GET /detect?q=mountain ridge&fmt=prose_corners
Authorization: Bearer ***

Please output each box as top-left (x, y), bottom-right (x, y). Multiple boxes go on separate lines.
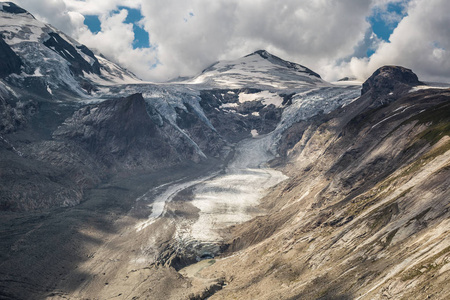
top-left (188, 48), bottom-right (325, 89)
top-left (246, 49), bottom-right (322, 78)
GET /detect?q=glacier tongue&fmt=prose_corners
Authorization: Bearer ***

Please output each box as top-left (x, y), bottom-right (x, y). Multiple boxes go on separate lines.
top-left (187, 135), bottom-right (288, 244)
top-left (100, 50), bottom-right (363, 255)
top-left (127, 80), bottom-right (361, 262)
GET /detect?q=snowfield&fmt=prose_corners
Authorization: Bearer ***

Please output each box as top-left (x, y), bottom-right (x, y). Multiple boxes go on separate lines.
top-left (239, 90), bottom-right (284, 107)
top-left (186, 50), bottom-right (326, 89)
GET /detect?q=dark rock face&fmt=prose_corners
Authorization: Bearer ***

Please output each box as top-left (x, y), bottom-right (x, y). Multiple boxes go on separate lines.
top-left (0, 2), bottom-right (28, 14)
top-left (0, 149), bottom-right (86, 211)
top-left (54, 93), bottom-right (203, 170)
top-left (0, 35), bottom-right (22, 78)
top-left (175, 104), bottom-right (226, 157)
top-left (361, 65), bottom-right (421, 97)
top-left (43, 32), bottom-right (101, 76)
top-left (199, 89), bottom-right (284, 142)
top-left (0, 98), bottom-right (37, 134)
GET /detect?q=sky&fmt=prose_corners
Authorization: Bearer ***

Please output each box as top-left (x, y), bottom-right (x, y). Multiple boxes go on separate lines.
top-left (12, 0), bottom-right (450, 83)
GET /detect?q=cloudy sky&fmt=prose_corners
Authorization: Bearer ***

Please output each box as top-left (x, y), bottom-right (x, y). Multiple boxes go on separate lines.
top-left (13, 0), bottom-right (450, 83)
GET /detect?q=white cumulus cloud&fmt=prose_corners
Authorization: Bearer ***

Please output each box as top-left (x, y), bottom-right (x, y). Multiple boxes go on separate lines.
top-left (339, 0), bottom-right (450, 82)
top-left (11, 0), bottom-right (450, 83)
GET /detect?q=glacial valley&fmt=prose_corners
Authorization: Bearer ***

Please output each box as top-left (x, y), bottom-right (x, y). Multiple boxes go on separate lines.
top-left (0, 2), bottom-right (450, 300)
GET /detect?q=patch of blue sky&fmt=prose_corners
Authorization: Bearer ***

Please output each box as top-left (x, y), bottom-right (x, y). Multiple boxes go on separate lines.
top-left (83, 15), bottom-right (101, 34)
top-left (117, 6), bottom-right (150, 49)
top-left (368, 1), bottom-right (409, 42)
top-left (432, 41), bottom-right (445, 50)
top-left (83, 6), bottom-right (150, 49)
top-left (366, 48), bottom-right (376, 57)
top-left (150, 58), bottom-right (160, 70)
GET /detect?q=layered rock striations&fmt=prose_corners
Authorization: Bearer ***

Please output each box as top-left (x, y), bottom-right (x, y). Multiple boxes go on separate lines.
top-left (198, 67), bottom-right (450, 300)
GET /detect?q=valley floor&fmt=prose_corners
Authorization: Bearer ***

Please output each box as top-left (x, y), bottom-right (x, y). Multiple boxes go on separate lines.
top-left (0, 156), bottom-right (223, 299)
top-left (0, 134), bottom-right (288, 299)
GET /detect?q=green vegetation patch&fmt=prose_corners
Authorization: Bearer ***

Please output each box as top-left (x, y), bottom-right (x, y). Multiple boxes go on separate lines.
top-left (412, 122), bottom-right (450, 145)
top-left (400, 246), bottom-right (450, 281)
top-left (411, 101), bottom-right (450, 126)
top-left (406, 101), bottom-right (450, 145)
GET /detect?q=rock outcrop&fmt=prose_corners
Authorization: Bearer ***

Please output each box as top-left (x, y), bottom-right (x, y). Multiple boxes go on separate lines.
top-left (0, 35), bottom-right (22, 78)
top-left (199, 89), bottom-right (284, 142)
top-left (53, 93), bottom-right (199, 170)
top-left (361, 65), bottom-right (422, 106)
top-left (43, 32), bottom-right (101, 76)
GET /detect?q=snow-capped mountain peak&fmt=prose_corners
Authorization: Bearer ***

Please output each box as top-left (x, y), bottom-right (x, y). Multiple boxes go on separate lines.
top-left (246, 50), bottom-right (321, 78)
top-left (188, 49), bottom-right (325, 89)
top-left (0, 2), bottom-right (140, 98)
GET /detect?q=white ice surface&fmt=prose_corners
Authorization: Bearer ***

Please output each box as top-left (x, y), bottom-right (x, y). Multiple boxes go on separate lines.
top-left (238, 90), bottom-right (284, 107)
top-left (220, 102), bottom-right (239, 109)
top-left (135, 173), bottom-right (218, 232)
top-left (190, 167), bottom-right (286, 241)
top-left (410, 85), bottom-right (450, 93)
top-left (184, 135), bottom-right (288, 242)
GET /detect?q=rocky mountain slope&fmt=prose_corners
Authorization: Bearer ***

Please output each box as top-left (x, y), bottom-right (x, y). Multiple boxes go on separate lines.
top-left (193, 67), bottom-right (450, 300)
top-left (0, 2), bottom-right (449, 300)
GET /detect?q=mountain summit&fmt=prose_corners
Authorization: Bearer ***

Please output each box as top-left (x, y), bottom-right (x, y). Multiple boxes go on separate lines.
top-left (0, 2), bottom-right (29, 15)
top-left (248, 50), bottom-right (321, 78)
top-left (188, 50), bottom-right (325, 89)
top-left (0, 2), bottom-right (139, 97)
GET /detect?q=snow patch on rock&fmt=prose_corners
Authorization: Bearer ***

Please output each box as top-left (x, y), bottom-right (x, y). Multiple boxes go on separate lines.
top-left (239, 91), bottom-right (283, 107)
